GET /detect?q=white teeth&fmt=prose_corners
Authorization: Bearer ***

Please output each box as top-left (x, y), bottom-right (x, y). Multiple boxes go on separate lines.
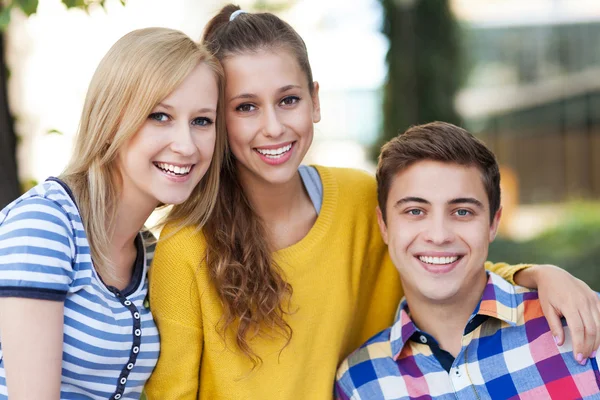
top-left (418, 256), bottom-right (459, 265)
top-left (256, 143), bottom-right (293, 158)
top-left (155, 163), bottom-right (192, 176)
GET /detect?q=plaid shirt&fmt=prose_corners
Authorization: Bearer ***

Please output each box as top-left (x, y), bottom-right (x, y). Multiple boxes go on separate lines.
top-left (336, 273), bottom-right (600, 399)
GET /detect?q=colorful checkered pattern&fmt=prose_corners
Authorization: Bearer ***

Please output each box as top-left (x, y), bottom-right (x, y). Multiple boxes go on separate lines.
top-left (335, 273), bottom-right (600, 400)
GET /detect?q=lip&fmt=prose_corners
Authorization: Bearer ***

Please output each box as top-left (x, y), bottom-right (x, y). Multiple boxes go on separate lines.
top-left (153, 161), bottom-right (196, 167)
top-left (254, 140), bottom-right (295, 151)
top-left (153, 162), bottom-right (196, 183)
top-left (415, 254), bottom-right (463, 275)
top-left (254, 141), bottom-right (295, 166)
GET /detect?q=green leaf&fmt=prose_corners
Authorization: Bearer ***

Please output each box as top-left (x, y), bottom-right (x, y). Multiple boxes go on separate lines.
top-left (0, 6), bottom-right (13, 30)
top-left (61, 0), bottom-right (86, 9)
top-left (16, 0), bottom-right (40, 16)
top-left (47, 128), bottom-right (64, 135)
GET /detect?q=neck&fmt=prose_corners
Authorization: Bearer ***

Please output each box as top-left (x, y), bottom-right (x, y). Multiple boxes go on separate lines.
top-left (110, 184), bottom-right (157, 266)
top-left (404, 272), bottom-right (488, 357)
top-left (238, 165), bottom-right (308, 223)
top-left (237, 163), bottom-right (316, 250)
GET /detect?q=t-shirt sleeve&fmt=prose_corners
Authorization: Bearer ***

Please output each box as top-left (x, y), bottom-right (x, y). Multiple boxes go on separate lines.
top-left (0, 196), bottom-right (76, 301)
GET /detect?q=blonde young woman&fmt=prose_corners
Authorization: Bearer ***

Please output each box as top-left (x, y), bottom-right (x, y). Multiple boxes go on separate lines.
top-left (145, 6), bottom-right (600, 399)
top-left (0, 28), bottom-right (225, 399)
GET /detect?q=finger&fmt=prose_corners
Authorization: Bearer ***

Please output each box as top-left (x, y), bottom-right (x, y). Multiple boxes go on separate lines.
top-left (565, 309), bottom-right (586, 363)
top-left (543, 304), bottom-right (565, 346)
top-left (591, 300), bottom-right (600, 358)
top-left (578, 308), bottom-right (597, 361)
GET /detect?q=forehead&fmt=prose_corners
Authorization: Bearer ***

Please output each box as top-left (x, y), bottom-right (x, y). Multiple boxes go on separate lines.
top-left (161, 62), bottom-right (218, 106)
top-left (389, 160), bottom-right (489, 206)
top-left (221, 49), bottom-right (306, 94)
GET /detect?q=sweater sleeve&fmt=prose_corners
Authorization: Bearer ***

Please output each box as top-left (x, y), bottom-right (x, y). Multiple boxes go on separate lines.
top-left (484, 261), bottom-right (531, 285)
top-left (144, 226), bottom-right (204, 400)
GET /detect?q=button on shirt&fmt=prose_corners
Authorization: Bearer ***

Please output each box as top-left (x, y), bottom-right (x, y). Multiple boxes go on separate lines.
top-left (335, 273), bottom-right (600, 400)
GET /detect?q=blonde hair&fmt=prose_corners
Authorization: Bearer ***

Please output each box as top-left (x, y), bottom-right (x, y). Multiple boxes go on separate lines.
top-left (61, 27), bottom-right (226, 280)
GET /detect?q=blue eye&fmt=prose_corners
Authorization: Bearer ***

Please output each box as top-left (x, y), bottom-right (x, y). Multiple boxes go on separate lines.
top-left (280, 96), bottom-right (299, 106)
top-left (455, 209), bottom-right (472, 217)
top-left (236, 103), bottom-right (256, 112)
top-left (193, 117), bottom-right (213, 127)
top-left (149, 112), bottom-right (169, 122)
top-left (407, 209), bottom-right (423, 216)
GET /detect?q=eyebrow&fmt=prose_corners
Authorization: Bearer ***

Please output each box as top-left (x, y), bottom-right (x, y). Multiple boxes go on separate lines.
top-left (156, 103), bottom-right (216, 114)
top-left (393, 196), bottom-right (485, 209)
top-left (228, 84), bottom-right (303, 103)
top-left (394, 197), bottom-right (430, 208)
top-left (448, 197), bottom-right (485, 209)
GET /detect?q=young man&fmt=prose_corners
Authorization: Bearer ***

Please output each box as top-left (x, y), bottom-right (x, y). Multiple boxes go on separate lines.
top-left (335, 122), bottom-right (600, 399)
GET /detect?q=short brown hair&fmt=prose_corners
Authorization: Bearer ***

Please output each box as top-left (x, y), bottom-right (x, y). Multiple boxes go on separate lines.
top-left (376, 121), bottom-right (501, 223)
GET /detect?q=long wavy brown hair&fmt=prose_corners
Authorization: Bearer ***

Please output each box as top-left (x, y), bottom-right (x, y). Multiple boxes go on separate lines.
top-left (202, 4), bottom-right (315, 367)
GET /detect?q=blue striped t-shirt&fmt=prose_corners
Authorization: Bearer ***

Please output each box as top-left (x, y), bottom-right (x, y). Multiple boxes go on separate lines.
top-left (0, 178), bottom-right (159, 399)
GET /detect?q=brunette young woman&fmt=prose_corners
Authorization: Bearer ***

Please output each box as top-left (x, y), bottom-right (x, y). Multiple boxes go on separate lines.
top-left (144, 6), bottom-right (600, 399)
top-left (0, 28), bottom-right (225, 399)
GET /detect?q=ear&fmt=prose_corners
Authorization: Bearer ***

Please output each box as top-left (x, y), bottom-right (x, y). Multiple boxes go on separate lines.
top-left (311, 81), bottom-right (321, 123)
top-left (489, 206), bottom-right (503, 242)
top-left (376, 206), bottom-right (388, 245)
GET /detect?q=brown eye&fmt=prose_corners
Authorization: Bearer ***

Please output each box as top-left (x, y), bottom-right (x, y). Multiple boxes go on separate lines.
top-left (236, 103), bottom-right (256, 112)
top-left (280, 96), bottom-right (299, 106)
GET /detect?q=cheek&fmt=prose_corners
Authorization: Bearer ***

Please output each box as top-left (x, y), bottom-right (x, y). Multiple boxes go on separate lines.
top-left (195, 132), bottom-right (217, 158)
top-left (292, 109), bottom-right (315, 136)
top-left (387, 221), bottom-right (416, 252)
top-left (458, 222), bottom-right (491, 250)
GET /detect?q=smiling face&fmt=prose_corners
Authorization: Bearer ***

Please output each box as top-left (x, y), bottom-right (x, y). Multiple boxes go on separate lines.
top-left (377, 160), bottom-right (502, 305)
top-left (117, 62), bottom-right (219, 209)
top-left (222, 49), bottom-right (320, 187)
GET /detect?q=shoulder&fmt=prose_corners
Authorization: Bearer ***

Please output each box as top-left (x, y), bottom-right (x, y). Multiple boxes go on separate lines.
top-left (156, 223), bottom-right (207, 254)
top-left (0, 180), bottom-right (76, 240)
top-left (336, 328), bottom-right (394, 392)
top-left (151, 223), bottom-right (207, 278)
top-left (315, 165), bottom-right (375, 189)
top-left (314, 165), bottom-right (377, 205)
top-left (338, 328), bottom-right (392, 377)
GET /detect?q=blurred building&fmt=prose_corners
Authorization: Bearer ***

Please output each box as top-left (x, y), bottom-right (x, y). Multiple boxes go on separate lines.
top-left (454, 0), bottom-right (600, 204)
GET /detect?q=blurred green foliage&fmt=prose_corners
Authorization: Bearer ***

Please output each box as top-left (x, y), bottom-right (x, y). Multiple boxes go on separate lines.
top-left (489, 202), bottom-right (600, 291)
top-left (0, 0), bottom-right (124, 29)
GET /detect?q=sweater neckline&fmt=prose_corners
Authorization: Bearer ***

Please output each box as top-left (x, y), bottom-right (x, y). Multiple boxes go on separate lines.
top-left (275, 165), bottom-right (337, 262)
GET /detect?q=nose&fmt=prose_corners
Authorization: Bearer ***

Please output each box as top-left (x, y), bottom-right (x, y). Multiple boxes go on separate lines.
top-left (169, 121), bottom-right (196, 157)
top-left (261, 106), bottom-right (285, 138)
top-left (423, 214), bottom-right (455, 245)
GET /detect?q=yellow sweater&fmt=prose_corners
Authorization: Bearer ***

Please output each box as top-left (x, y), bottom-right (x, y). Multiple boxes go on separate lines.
top-left (144, 166), bottom-right (527, 400)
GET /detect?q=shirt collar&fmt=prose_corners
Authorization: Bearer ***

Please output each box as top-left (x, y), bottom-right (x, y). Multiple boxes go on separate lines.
top-left (389, 272), bottom-right (520, 360)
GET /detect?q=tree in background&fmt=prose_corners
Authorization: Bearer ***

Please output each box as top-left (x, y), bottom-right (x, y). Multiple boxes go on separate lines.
top-left (374, 0), bottom-right (463, 158)
top-left (0, 0), bottom-right (122, 209)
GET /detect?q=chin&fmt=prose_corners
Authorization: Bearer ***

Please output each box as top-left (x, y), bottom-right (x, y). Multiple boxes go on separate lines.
top-left (263, 167), bottom-right (300, 185)
top-left (158, 192), bottom-right (193, 206)
top-left (419, 284), bottom-right (461, 303)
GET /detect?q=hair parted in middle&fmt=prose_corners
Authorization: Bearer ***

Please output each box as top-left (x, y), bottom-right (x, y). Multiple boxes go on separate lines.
top-left (61, 27), bottom-right (226, 281)
top-left (376, 121), bottom-right (501, 224)
top-left (200, 4), bottom-right (316, 367)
